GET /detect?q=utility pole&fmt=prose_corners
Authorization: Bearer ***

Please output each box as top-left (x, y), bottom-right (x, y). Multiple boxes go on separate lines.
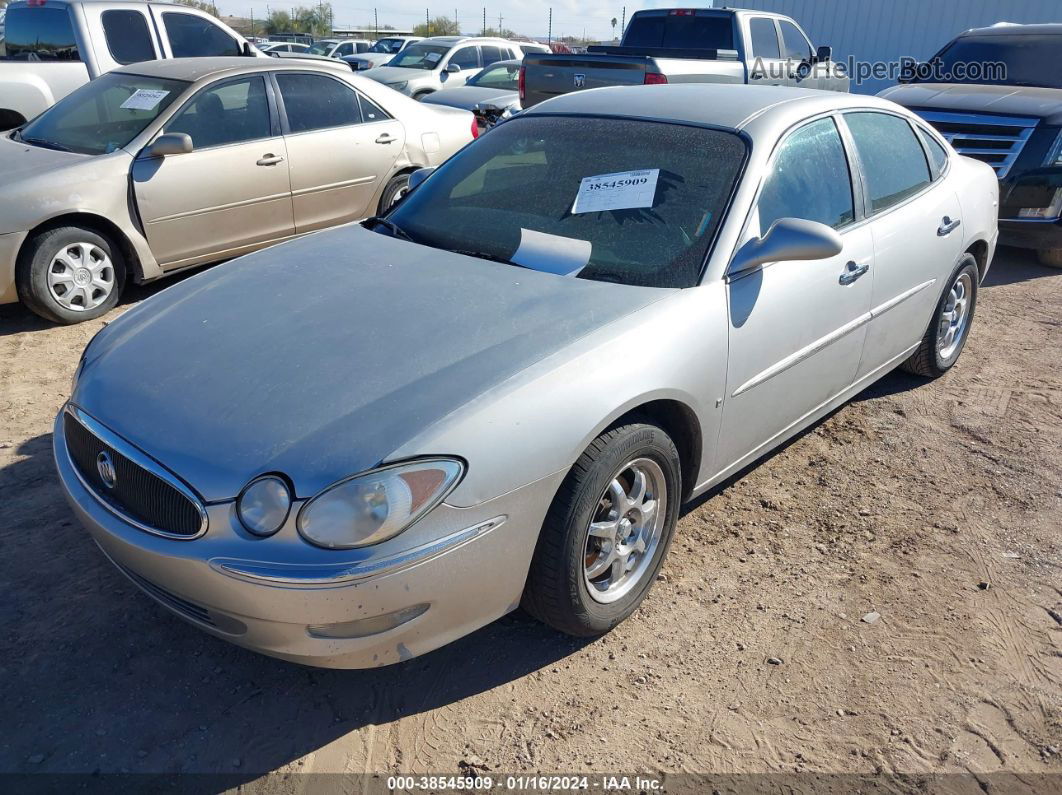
top-left (250, 8), bottom-right (254, 37)
top-left (547, 7), bottom-right (552, 45)
top-left (497, 12), bottom-right (502, 33)
top-left (374, 7), bottom-right (378, 38)
top-left (426, 8), bottom-right (430, 35)
top-left (455, 8), bottom-right (458, 31)
top-left (621, 6), bottom-right (625, 36)
top-left (482, 7), bottom-right (486, 35)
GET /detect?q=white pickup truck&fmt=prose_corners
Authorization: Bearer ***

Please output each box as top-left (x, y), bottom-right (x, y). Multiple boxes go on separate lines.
top-left (521, 7), bottom-right (848, 109)
top-left (0, 0), bottom-right (261, 130)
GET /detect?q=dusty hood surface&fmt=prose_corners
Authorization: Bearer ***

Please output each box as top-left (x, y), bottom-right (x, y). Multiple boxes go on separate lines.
top-left (422, 86), bottom-right (518, 111)
top-left (72, 224), bottom-right (664, 501)
top-left (364, 65), bottom-right (433, 86)
top-left (0, 133), bottom-right (93, 185)
top-left (880, 83), bottom-right (1062, 124)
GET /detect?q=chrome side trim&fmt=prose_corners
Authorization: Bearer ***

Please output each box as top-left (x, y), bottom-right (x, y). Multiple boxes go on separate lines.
top-left (731, 312), bottom-right (872, 398)
top-left (210, 515), bottom-right (507, 586)
top-left (730, 278), bottom-right (936, 398)
top-left (63, 405), bottom-right (209, 540)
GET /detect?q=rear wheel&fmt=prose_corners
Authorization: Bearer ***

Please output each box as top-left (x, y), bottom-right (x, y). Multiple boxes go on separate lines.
top-left (378, 173), bottom-right (412, 214)
top-left (1037, 248), bottom-right (1062, 268)
top-left (16, 226), bottom-right (125, 324)
top-left (901, 254), bottom-right (978, 378)
top-left (522, 421), bottom-right (681, 636)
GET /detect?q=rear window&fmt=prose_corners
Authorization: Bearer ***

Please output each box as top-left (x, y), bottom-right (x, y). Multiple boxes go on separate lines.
top-left (623, 13), bottom-right (734, 50)
top-left (0, 6), bottom-right (80, 61)
top-left (845, 112), bottom-right (931, 213)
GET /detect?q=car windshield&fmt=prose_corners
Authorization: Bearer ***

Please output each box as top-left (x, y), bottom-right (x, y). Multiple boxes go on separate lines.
top-left (370, 38), bottom-right (406, 53)
top-left (470, 63), bottom-right (519, 89)
top-left (15, 72), bottom-right (186, 155)
top-left (388, 42), bottom-right (449, 69)
top-left (917, 34), bottom-right (1062, 89)
top-left (387, 116), bottom-right (746, 288)
top-left (307, 41), bottom-right (337, 55)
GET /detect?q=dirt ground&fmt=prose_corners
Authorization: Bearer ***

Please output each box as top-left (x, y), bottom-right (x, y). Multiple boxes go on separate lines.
top-left (1, 246), bottom-right (1059, 792)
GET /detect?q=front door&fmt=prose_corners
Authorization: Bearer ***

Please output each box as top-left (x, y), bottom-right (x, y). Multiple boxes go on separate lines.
top-left (716, 116), bottom-right (873, 472)
top-left (840, 111), bottom-right (965, 377)
top-left (132, 75), bottom-right (294, 268)
top-left (274, 72), bottom-right (405, 232)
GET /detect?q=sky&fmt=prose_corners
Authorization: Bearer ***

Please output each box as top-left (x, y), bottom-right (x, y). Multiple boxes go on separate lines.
top-left (220, 0), bottom-right (714, 41)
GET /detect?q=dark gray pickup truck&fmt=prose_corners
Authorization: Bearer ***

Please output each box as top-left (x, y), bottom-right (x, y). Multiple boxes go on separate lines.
top-left (520, 7), bottom-right (848, 109)
top-left (881, 23), bottom-right (1062, 267)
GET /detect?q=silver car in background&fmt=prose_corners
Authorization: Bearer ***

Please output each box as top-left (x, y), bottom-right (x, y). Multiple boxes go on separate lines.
top-left (364, 36), bottom-right (522, 100)
top-left (344, 36), bottom-right (423, 71)
top-left (421, 59), bottom-right (521, 129)
top-left (55, 85), bottom-right (998, 668)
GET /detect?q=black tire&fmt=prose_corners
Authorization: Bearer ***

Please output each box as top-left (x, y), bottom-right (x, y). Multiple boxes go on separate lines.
top-left (377, 173), bottom-right (412, 214)
top-left (1037, 248), bottom-right (1062, 269)
top-left (901, 254), bottom-right (979, 378)
top-left (522, 420), bottom-right (682, 637)
top-left (16, 226), bottom-right (125, 324)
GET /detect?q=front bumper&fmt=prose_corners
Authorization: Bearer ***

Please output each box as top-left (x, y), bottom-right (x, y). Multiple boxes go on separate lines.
top-left (0, 230), bottom-right (28, 305)
top-left (53, 409), bottom-right (563, 668)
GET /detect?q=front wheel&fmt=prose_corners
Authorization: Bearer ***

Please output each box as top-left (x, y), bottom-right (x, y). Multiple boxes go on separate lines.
top-left (901, 254), bottom-right (979, 378)
top-left (522, 421), bottom-right (682, 637)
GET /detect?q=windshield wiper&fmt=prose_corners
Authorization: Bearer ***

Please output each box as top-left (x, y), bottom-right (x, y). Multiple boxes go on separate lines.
top-left (451, 249), bottom-right (516, 266)
top-left (19, 135), bottom-right (74, 152)
top-left (363, 216), bottom-right (416, 242)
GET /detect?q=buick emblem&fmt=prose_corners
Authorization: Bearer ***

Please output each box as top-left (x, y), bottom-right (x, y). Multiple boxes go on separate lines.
top-left (96, 451), bottom-right (117, 489)
top-left (574, 73), bottom-right (586, 88)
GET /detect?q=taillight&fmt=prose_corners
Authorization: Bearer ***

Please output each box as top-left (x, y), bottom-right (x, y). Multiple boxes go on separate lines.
top-left (644, 72), bottom-right (668, 85)
top-left (518, 65), bottom-right (526, 101)
top-left (471, 116), bottom-right (479, 139)
top-left (668, 9), bottom-right (696, 15)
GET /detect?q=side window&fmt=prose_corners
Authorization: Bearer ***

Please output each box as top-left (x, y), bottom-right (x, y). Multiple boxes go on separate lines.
top-left (481, 45), bottom-right (503, 66)
top-left (166, 76), bottom-right (271, 149)
top-left (917, 126), bottom-right (949, 178)
top-left (779, 21), bottom-right (812, 61)
top-left (357, 94), bottom-right (391, 123)
top-left (277, 73), bottom-right (362, 132)
top-left (449, 46), bottom-right (480, 70)
top-left (756, 117), bottom-right (854, 234)
top-left (163, 12), bottom-right (240, 57)
top-left (356, 42), bottom-right (370, 53)
top-left (0, 7), bottom-right (81, 61)
top-left (102, 10), bottom-right (156, 65)
top-left (845, 112), bottom-right (932, 213)
top-left (335, 42), bottom-right (354, 57)
top-left (749, 18), bottom-right (780, 59)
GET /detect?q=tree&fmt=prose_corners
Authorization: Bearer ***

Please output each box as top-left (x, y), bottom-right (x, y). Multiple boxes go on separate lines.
top-left (413, 15), bottom-right (460, 37)
top-left (264, 4), bottom-right (332, 36)
top-left (480, 26), bottom-right (517, 39)
top-left (177, 0), bottom-right (219, 17)
top-left (611, 17), bottom-right (617, 39)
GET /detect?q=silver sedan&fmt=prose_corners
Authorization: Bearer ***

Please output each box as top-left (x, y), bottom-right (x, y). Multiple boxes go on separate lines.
top-left (55, 85), bottom-right (999, 668)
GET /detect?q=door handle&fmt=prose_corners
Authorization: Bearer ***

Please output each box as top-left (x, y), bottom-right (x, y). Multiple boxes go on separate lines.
top-left (937, 216), bottom-right (961, 236)
top-left (375, 134), bottom-right (396, 144)
top-left (256, 154), bottom-right (284, 166)
top-left (839, 260), bottom-right (869, 285)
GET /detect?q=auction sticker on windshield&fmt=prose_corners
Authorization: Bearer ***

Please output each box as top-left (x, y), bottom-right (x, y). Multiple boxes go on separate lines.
top-left (425, 52), bottom-right (442, 63)
top-left (120, 89), bottom-right (170, 111)
top-left (573, 169), bottom-right (659, 214)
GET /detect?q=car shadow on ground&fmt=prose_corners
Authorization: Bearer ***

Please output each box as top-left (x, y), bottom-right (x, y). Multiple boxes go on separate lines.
top-left (0, 433), bottom-right (592, 778)
top-left (982, 246), bottom-right (1059, 288)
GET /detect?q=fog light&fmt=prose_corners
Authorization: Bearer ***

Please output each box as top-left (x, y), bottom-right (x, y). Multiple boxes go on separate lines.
top-left (306, 603), bottom-right (429, 639)
top-left (1017, 187), bottom-right (1062, 219)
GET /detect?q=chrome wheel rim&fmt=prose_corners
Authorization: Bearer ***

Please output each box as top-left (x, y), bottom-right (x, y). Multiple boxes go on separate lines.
top-left (583, 457), bottom-right (667, 604)
top-left (937, 271), bottom-right (972, 360)
top-left (46, 242), bottom-right (114, 312)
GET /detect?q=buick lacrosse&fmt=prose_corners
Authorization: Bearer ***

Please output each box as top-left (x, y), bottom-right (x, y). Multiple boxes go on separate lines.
top-left (56, 85), bottom-right (999, 668)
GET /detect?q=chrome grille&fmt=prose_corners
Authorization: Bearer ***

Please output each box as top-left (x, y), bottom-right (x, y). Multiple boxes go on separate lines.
top-left (63, 408), bottom-right (207, 538)
top-left (917, 110), bottom-right (1038, 179)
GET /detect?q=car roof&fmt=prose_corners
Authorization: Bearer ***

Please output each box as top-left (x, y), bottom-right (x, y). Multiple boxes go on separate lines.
top-left (524, 84), bottom-right (903, 132)
top-left (962, 22), bottom-right (1062, 36)
top-left (420, 36), bottom-right (519, 46)
top-left (115, 56), bottom-right (349, 82)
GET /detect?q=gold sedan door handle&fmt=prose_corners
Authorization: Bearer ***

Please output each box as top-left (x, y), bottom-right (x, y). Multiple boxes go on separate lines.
top-left (256, 154), bottom-right (285, 166)
top-left (375, 134), bottom-right (396, 144)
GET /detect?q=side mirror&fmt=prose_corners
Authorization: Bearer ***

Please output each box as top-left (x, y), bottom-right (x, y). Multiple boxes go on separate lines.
top-left (146, 133), bottom-right (193, 158)
top-left (815, 45), bottom-right (832, 63)
top-left (729, 217), bottom-right (842, 275)
top-left (407, 167), bottom-right (436, 192)
top-left (446, 63), bottom-right (461, 73)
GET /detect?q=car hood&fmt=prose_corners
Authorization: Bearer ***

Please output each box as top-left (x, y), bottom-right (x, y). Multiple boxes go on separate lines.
top-left (422, 86), bottom-right (518, 110)
top-left (880, 83), bottom-right (1062, 125)
top-left (365, 65), bottom-right (433, 84)
top-left (357, 52), bottom-right (396, 66)
top-left (72, 224), bottom-right (665, 502)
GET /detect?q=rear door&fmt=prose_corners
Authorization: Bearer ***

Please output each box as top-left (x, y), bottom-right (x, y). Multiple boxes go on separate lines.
top-left (746, 16), bottom-right (789, 86)
top-left (841, 111), bottom-right (964, 377)
top-left (718, 116), bottom-right (873, 471)
top-left (274, 71), bottom-right (404, 232)
top-left (132, 74), bottom-right (294, 268)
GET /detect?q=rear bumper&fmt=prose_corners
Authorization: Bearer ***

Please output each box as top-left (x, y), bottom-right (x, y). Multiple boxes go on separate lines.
top-left (0, 230), bottom-right (28, 305)
top-left (53, 409), bottom-right (563, 668)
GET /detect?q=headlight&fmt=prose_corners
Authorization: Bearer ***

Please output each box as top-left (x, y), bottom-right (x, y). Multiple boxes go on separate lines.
top-left (297, 459), bottom-right (463, 549)
top-left (237, 475), bottom-right (292, 537)
top-left (388, 81), bottom-right (408, 91)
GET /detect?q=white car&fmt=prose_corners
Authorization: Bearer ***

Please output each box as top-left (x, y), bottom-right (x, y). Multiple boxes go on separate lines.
top-left (307, 38), bottom-right (370, 58)
top-left (259, 41), bottom-right (311, 54)
top-left (364, 36), bottom-right (522, 100)
top-left (344, 36), bottom-right (422, 71)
